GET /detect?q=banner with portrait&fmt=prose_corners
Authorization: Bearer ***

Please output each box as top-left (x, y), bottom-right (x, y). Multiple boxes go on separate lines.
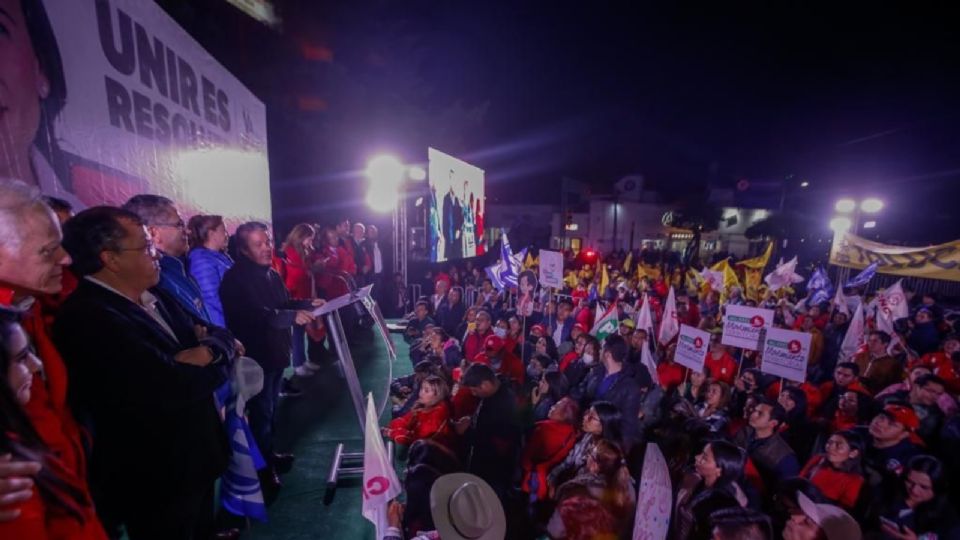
top-left (2, 0), bottom-right (271, 228)
top-left (830, 232), bottom-right (960, 283)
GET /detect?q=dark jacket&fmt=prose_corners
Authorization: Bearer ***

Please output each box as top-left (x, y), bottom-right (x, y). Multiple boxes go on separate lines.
top-left (53, 280), bottom-right (230, 509)
top-left (220, 255), bottom-right (311, 371)
top-left (467, 379), bottom-right (521, 488)
top-left (735, 428), bottom-right (800, 492)
top-left (158, 253), bottom-right (211, 322)
top-left (436, 300), bottom-right (466, 338)
top-left (578, 366), bottom-right (643, 449)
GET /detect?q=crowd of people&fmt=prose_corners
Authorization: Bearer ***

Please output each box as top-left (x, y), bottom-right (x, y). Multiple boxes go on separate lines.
top-left (382, 246), bottom-right (960, 539)
top-left (2, 174), bottom-right (960, 539)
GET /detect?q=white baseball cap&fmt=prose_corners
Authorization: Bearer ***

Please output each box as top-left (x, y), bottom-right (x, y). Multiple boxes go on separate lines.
top-left (796, 492), bottom-right (862, 540)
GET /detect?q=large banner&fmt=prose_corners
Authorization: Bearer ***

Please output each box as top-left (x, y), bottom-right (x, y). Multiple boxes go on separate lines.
top-left (538, 250), bottom-right (564, 289)
top-left (427, 148), bottom-right (485, 263)
top-left (1, 0), bottom-right (271, 228)
top-left (830, 232), bottom-right (960, 283)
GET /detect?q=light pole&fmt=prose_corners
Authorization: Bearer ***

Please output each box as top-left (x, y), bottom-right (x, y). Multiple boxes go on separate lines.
top-left (365, 155), bottom-right (426, 287)
top-left (829, 197), bottom-right (884, 285)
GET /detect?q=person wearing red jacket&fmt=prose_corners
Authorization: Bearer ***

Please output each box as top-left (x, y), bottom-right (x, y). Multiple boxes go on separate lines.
top-left (475, 335), bottom-right (524, 386)
top-left (520, 397), bottom-right (580, 501)
top-left (313, 227), bottom-right (354, 298)
top-left (799, 431), bottom-right (866, 511)
top-left (705, 336), bottom-right (738, 386)
top-left (462, 310), bottom-right (494, 363)
top-left (656, 343), bottom-right (687, 392)
top-left (383, 376), bottom-right (453, 448)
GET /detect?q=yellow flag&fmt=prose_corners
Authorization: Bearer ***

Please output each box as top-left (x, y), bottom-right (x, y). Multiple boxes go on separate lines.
top-left (564, 270), bottom-right (579, 289)
top-left (739, 242), bottom-right (773, 270)
top-left (744, 268), bottom-right (763, 301)
top-left (641, 263), bottom-right (661, 281)
top-left (622, 252), bottom-right (633, 273)
top-left (523, 251), bottom-right (534, 270)
top-left (600, 264), bottom-right (610, 296)
top-left (710, 259), bottom-right (742, 303)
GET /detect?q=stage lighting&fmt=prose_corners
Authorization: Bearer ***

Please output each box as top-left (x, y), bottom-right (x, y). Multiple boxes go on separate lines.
top-left (408, 166), bottom-right (427, 181)
top-left (834, 199), bottom-right (856, 213)
top-left (366, 187), bottom-right (399, 213)
top-left (365, 155), bottom-right (405, 189)
top-left (829, 216), bottom-right (852, 233)
top-left (860, 198), bottom-right (884, 213)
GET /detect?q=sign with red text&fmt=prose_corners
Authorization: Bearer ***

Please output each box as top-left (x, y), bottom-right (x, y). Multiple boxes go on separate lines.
top-left (674, 324), bottom-right (710, 372)
top-left (722, 305), bottom-right (774, 351)
top-left (632, 443), bottom-right (672, 540)
top-left (761, 327), bottom-right (811, 383)
top-left (2, 1), bottom-right (270, 229)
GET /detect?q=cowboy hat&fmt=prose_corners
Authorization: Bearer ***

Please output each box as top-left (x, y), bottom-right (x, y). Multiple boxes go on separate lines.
top-left (430, 473), bottom-right (506, 540)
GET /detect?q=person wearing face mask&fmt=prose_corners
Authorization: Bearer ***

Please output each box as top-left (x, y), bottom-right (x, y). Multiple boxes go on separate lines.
top-left (576, 335), bottom-right (643, 450)
top-left (566, 336), bottom-right (601, 400)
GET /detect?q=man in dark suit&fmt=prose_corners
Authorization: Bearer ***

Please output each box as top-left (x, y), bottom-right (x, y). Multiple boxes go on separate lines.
top-left (442, 180), bottom-right (459, 260)
top-left (54, 206), bottom-right (236, 540)
top-left (219, 222), bottom-right (323, 490)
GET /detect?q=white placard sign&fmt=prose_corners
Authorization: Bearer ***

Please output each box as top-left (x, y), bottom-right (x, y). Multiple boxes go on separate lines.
top-left (539, 250), bottom-right (564, 289)
top-left (722, 305), bottom-right (774, 351)
top-left (761, 327), bottom-right (811, 383)
top-left (674, 324), bottom-right (710, 372)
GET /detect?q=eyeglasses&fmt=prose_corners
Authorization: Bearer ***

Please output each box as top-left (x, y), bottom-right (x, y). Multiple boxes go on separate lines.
top-left (115, 241), bottom-right (158, 257)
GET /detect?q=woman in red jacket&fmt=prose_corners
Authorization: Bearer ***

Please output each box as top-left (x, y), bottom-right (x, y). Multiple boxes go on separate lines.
top-left (312, 227), bottom-right (353, 298)
top-left (281, 224), bottom-right (316, 373)
top-left (799, 430), bottom-right (865, 511)
top-left (383, 376), bottom-right (453, 448)
top-left (1, 314), bottom-right (107, 540)
top-left (521, 397), bottom-right (580, 502)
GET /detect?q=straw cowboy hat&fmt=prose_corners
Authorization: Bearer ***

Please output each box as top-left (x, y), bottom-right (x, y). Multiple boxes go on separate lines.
top-left (430, 473), bottom-right (506, 540)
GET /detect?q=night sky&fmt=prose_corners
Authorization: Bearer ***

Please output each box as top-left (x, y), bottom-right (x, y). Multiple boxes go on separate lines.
top-left (163, 1), bottom-right (960, 240)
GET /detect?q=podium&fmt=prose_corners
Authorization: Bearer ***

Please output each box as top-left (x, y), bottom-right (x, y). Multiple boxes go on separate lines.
top-left (314, 285), bottom-right (397, 502)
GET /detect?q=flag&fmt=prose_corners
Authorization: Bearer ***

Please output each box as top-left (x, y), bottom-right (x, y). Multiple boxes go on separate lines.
top-left (220, 357), bottom-right (267, 521)
top-left (638, 263), bottom-right (662, 281)
top-left (658, 287), bottom-right (679, 346)
top-left (484, 229), bottom-right (525, 291)
top-left (590, 301), bottom-right (620, 342)
top-left (635, 293), bottom-right (654, 332)
top-left (623, 251), bottom-right (633, 273)
top-left (744, 268), bottom-right (763, 301)
top-left (845, 261), bottom-right (878, 289)
top-left (700, 267), bottom-right (724, 292)
top-left (875, 280), bottom-right (909, 338)
top-left (523, 251), bottom-right (535, 270)
top-left (634, 294), bottom-right (659, 384)
top-left (710, 259), bottom-right (741, 302)
top-left (840, 302), bottom-right (865, 361)
top-left (833, 286), bottom-right (850, 317)
top-left (807, 266), bottom-right (833, 306)
top-left (764, 256), bottom-right (805, 293)
top-left (362, 393), bottom-right (401, 539)
top-left (599, 264), bottom-right (610, 297)
top-left (738, 242), bottom-right (773, 270)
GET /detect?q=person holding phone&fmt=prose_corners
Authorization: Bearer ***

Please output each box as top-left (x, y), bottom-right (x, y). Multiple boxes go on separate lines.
top-left (872, 455), bottom-right (960, 540)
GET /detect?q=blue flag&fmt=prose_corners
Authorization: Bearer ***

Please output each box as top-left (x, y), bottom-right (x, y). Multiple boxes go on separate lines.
top-left (807, 266), bottom-right (833, 305)
top-left (845, 262), bottom-right (878, 289)
top-left (221, 403), bottom-right (268, 521)
top-left (484, 229), bottom-right (525, 291)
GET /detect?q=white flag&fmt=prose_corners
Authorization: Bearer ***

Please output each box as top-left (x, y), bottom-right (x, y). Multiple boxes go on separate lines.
top-left (875, 281), bottom-right (909, 353)
top-left (833, 287), bottom-right (850, 318)
top-left (764, 256), bottom-right (805, 293)
top-left (840, 302), bottom-right (865, 361)
top-left (635, 293), bottom-right (654, 332)
top-left (658, 287), bottom-right (679, 346)
top-left (362, 393), bottom-right (401, 539)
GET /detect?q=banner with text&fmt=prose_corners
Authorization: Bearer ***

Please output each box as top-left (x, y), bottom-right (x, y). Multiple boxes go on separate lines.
top-left (539, 250), bottom-right (564, 289)
top-left (722, 305), bottom-right (774, 351)
top-left (675, 324), bottom-right (710, 372)
top-left (830, 232), bottom-right (960, 283)
top-left (761, 327), bottom-right (811, 383)
top-left (0, 1), bottom-right (271, 228)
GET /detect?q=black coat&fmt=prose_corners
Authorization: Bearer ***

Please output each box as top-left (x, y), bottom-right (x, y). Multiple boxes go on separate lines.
top-left (219, 256), bottom-right (311, 371)
top-left (52, 279), bottom-right (230, 506)
top-left (578, 366), bottom-right (643, 450)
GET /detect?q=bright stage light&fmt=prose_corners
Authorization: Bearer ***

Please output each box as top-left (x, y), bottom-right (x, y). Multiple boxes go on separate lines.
top-left (834, 199), bottom-right (856, 213)
top-left (860, 198), bottom-right (884, 213)
top-left (366, 186), bottom-right (399, 213)
top-left (800, 181), bottom-right (809, 188)
top-left (829, 216), bottom-right (852, 233)
top-left (408, 166), bottom-right (427, 181)
top-left (365, 155), bottom-right (405, 189)
top-left (863, 220), bottom-right (877, 229)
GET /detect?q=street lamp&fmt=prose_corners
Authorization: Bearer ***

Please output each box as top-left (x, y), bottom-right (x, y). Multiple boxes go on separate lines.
top-left (829, 216), bottom-right (852, 233)
top-left (830, 196), bottom-right (885, 285)
top-left (834, 199), bottom-right (856, 213)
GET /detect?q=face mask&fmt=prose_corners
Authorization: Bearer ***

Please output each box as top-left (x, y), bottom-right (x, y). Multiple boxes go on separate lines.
top-left (493, 327), bottom-right (507, 338)
top-left (582, 353), bottom-right (595, 365)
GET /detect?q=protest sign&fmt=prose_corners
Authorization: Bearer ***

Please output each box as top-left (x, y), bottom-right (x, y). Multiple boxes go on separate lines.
top-left (632, 443), bottom-right (672, 540)
top-left (761, 327), bottom-right (812, 383)
top-left (675, 324), bottom-right (710, 372)
top-left (722, 305), bottom-right (773, 351)
top-left (539, 250), bottom-right (564, 289)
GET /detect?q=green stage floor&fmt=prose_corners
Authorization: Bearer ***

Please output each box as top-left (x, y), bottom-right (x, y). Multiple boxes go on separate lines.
top-left (244, 325), bottom-right (410, 539)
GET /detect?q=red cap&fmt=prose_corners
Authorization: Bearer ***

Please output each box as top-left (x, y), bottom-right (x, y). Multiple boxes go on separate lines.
top-left (483, 335), bottom-right (505, 352)
top-left (530, 324), bottom-right (547, 336)
top-left (883, 404), bottom-right (920, 432)
top-left (472, 352), bottom-right (491, 365)
top-left (572, 323), bottom-right (587, 333)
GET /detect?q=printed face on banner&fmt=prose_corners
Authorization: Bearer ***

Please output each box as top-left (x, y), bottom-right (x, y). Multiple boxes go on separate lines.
top-left (722, 305), bottom-right (774, 351)
top-left (761, 327), bottom-right (812, 383)
top-left (539, 250), bottom-right (564, 289)
top-left (675, 324), bottom-right (710, 372)
top-left (5, 0), bottom-right (271, 228)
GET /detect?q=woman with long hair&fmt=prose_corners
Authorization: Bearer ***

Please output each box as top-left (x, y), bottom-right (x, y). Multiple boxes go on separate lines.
top-left (280, 223), bottom-right (316, 374)
top-left (695, 380), bottom-right (732, 433)
top-left (186, 214), bottom-right (232, 327)
top-left (547, 401), bottom-right (623, 490)
top-left (531, 370), bottom-right (570, 423)
top-left (551, 438), bottom-right (636, 537)
top-left (674, 440), bottom-right (748, 540)
top-left (383, 376), bottom-right (453, 448)
top-left (0, 313), bottom-right (107, 539)
top-left (799, 430), bottom-right (865, 512)
top-left (874, 454), bottom-right (960, 539)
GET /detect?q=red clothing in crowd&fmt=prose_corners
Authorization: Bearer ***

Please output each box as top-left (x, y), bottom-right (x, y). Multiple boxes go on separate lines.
top-left (657, 362), bottom-right (687, 392)
top-left (575, 307), bottom-right (594, 332)
top-left (818, 379), bottom-right (871, 404)
top-left (475, 349), bottom-right (525, 386)
top-left (385, 401), bottom-right (453, 447)
top-left (800, 455), bottom-right (864, 510)
top-left (705, 351), bottom-right (738, 385)
top-left (792, 313), bottom-right (829, 331)
top-left (452, 385), bottom-right (480, 418)
top-left (462, 329), bottom-right (494, 365)
top-left (559, 350), bottom-right (579, 373)
top-left (521, 420), bottom-right (578, 500)
top-left (0, 485), bottom-right (47, 540)
top-left (799, 382), bottom-right (823, 417)
top-left (281, 245), bottom-right (313, 300)
top-left (313, 245), bottom-right (353, 298)
top-left (913, 351), bottom-right (960, 393)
